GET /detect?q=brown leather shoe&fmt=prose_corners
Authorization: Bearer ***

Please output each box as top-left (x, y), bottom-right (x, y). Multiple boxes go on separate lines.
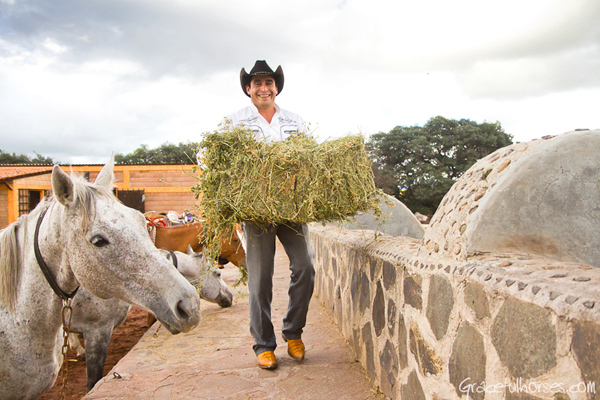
top-left (257, 351), bottom-right (278, 370)
top-left (283, 336), bottom-right (305, 361)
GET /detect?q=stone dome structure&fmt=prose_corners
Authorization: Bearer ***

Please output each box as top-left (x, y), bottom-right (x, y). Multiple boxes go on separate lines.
top-left (419, 129), bottom-right (600, 268)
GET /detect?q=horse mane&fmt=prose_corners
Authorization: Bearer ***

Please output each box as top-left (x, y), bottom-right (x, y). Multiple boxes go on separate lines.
top-left (0, 218), bottom-right (22, 311)
top-left (0, 173), bottom-right (116, 311)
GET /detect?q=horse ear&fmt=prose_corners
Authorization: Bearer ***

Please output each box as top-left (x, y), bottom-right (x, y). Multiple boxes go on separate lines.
top-left (94, 153), bottom-right (115, 190)
top-left (52, 165), bottom-right (75, 207)
top-left (187, 245), bottom-right (195, 255)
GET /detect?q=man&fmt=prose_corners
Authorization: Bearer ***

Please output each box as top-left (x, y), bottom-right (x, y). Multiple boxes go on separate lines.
top-left (222, 60), bottom-right (315, 370)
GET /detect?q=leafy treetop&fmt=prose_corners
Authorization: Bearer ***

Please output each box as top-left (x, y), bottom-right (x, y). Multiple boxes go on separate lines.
top-left (368, 116), bottom-right (513, 215)
top-left (0, 150), bottom-right (55, 165)
top-left (115, 142), bottom-right (200, 164)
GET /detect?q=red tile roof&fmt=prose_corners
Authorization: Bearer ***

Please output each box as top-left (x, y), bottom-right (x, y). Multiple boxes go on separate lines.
top-left (0, 166), bottom-right (53, 180)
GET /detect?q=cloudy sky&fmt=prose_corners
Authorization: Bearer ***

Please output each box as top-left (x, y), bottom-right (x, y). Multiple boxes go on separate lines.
top-left (1, 0), bottom-right (599, 164)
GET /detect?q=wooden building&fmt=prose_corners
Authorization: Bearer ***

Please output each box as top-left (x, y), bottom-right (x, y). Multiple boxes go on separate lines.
top-left (0, 163), bottom-right (199, 229)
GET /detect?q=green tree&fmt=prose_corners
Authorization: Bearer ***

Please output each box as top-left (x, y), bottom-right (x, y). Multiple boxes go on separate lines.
top-left (30, 152), bottom-right (55, 164)
top-left (115, 142), bottom-right (200, 164)
top-left (0, 150), bottom-right (55, 164)
top-left (369, 116), bottom-right (513, 215)
top-left (369, 158), bottom-right (400, 197)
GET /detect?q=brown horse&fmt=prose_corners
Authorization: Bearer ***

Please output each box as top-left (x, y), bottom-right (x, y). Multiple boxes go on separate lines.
top-left (153, 221), bottom-right (246, 269)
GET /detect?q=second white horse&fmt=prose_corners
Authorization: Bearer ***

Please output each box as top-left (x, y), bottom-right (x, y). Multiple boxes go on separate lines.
top-left (68, 246), bottom-right (233, 391)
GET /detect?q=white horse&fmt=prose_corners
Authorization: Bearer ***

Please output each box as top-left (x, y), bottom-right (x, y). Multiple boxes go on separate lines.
top-left (69, 246), bottom-right (233, 391)
top-left (0, 157), bottom-right (201, 400)
top-left (177, 247), bottom-right (233, 308)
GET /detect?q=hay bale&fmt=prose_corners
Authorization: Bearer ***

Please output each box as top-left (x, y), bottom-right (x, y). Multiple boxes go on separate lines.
top-left (193, 126), bottom-right (383, 276)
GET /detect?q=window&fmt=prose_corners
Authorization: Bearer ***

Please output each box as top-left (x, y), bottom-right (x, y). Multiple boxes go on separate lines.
top-left (18, 189), bottom-right (43, 216)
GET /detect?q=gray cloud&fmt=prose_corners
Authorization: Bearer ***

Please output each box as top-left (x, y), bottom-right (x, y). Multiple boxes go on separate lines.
top-left (1, 0), bottom-right (598, 163)
top-left (1, 0), bottom-right (301, 78)
top-left (491, 0), bottom-right (600, 60)
top-left (454, 0), bottom-right (600, 98)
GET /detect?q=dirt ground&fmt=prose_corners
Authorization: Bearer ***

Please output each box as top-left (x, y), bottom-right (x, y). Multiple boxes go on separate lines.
top-left (39, 307), bottom-right (149, 400)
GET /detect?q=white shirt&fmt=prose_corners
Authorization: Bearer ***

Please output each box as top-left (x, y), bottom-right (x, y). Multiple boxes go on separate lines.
top-left (198, 104), bottom-right (306, 165)
top-left (221, 104), bottom-right (306, 142)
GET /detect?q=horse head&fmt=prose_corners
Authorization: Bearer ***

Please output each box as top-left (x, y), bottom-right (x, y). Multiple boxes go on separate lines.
top-left (165, 246), bottom-right (233, 308)
top-left (216, 225), bottom-right (246, 269)
top-left (50, 156), bottom-right (201, 334)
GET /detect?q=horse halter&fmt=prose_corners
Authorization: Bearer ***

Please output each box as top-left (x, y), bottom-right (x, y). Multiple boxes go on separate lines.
top-left (34, 207), bottom-right (80, 301)
top-left (166, 250), bottom-right (178, 268)
top-left (34, 206), bottom-right (80, 398)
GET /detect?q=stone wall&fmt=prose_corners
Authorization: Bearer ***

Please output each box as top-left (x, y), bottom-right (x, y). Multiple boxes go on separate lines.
top-left (311, 224), bottom-right (599, 400)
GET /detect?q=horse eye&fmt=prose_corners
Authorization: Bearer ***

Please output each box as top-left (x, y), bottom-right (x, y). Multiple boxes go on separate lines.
top-left (91, 235), bottom-right (109, 247)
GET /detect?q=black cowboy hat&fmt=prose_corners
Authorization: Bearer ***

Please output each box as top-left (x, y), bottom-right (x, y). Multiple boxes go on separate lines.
top-left (240, 60), bottom-right (284, 97)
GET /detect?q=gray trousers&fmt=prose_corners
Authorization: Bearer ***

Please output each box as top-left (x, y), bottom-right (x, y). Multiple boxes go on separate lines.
top-left (243, 222), bottom-right (315, 356)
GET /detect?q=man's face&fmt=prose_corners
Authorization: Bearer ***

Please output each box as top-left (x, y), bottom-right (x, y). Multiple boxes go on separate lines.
top-left (246, 76), bottom-right (277, 110)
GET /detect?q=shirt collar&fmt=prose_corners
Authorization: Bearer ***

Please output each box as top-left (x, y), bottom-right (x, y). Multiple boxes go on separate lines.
top-left (250, 103), bottom-right (280, 120)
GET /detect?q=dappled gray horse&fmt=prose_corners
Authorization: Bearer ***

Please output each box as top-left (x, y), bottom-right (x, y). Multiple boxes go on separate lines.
top-left (0, 157), bottom-right (201, 400)
top-left (179, 246), bottom-right (233, 308)
top-left (69, 246), bottom-right (233, 391)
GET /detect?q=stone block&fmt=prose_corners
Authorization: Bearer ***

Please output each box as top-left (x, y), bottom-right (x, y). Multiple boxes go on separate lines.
top-left (352, 326), bottom-right (360, 356)
top-left (505, 390), bottom-right (543, 400)
top-left (400, 370), bottom-right (425, 400)
top-left (316, 273), bottom-right (323, 297)
top-left (383, 261), bottom-right (397, 290)
top-left (464, 281), bottom-right (490, 319)
top-left (491, 298), bottom-right (556, 379)
top-left (351, 268), bottom-right (359, 307)
top-left (571, 320), bottom-right (600, 399)
top-left (379, 340), bottom-right (399, 399)
top-left (449, 322), bottom-right (486, 400)
top-left (349, 248), bottom-right (358, 275)
top-left (426, 274), bottom-right (454, 340)
top-left (398, 313), bottom-right (408, 370)
top-left (369, 256), bottom-right (378, 281)
top-left (332, 256), bottom-right (338, 282)
top-left (335, 285), bottom-right (343, 325)
top-left (373, 281), bottom-right (386, 337)
top-left (339, 259), bottom-right (348, 289)
top-left (362, 322), bottom-right (376, 381)
top-left (387, 299), bottom-right (397, 337)
top-left (404, 273), bottom-right (422, 310)
top-left (359, 271), bottom-right (371, 313)
top-left (554, 394), bottom-right (570, 400)
top-left (409, 323), bottom-right (443, 376)
top-left (321, 242), bottom-right (328, 261)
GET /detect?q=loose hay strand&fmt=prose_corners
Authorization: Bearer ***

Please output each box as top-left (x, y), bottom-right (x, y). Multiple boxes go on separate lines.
top-left (193, 127), bottom-right (384, 282)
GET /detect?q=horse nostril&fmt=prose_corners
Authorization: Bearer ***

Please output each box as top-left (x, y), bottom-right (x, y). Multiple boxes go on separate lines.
top-left (169, 296), bottom-right (201, 333)
top-left (219, 292), bottom-right (233, 308)
top-left (176, 298), bottom-right (193, 321)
